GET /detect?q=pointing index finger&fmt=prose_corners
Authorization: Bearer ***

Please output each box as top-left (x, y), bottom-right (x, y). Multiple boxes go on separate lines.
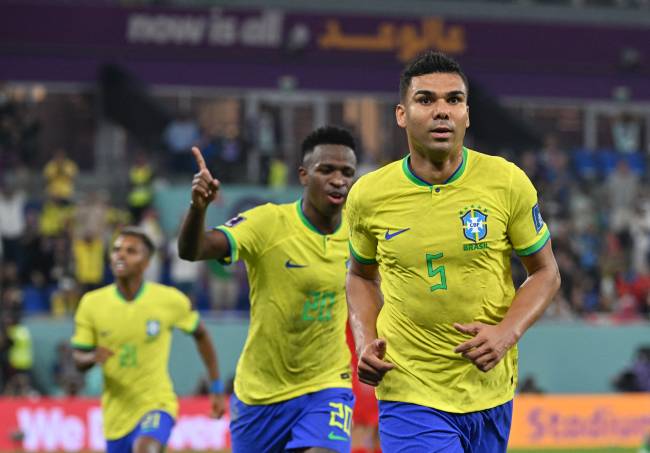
top-left (191, 146), bottom-right (207, 171)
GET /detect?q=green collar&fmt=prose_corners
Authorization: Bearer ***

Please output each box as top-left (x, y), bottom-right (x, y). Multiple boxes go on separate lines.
top-left (402, 147), bottom-right (468, 187)
top-left (115, 281), bottom-right (146, 303)
top-left (295, 199), bottom-right (341, 235)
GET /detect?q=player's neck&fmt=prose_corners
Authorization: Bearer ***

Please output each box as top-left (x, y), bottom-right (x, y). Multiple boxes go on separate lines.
top-left (116, 277), bottom-right (145, 302)
top-left (301, 199), bottom-right (341, 235)
top-left (410, 146), bottom-right (463, 185)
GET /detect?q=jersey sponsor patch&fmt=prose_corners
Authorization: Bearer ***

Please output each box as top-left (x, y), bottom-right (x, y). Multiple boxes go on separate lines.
top-left (532, 203), bottom-right (544, 233)
top-left (224, 215), bottom-right (246, 228)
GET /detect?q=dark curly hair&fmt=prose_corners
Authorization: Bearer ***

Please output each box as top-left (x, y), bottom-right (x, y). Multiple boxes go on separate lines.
top-left (399, 51), bottom-right (469, 101)
top-left (301, 125), bottom-right (357, 163)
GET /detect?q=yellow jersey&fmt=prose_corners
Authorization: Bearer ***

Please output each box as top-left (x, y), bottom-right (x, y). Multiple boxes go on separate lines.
top-left (216, 201), bottom-right (352, 405)
top-left (71, 282), bottom-right (199, 439)
top-left (346, 148), bottom-right (550, 413)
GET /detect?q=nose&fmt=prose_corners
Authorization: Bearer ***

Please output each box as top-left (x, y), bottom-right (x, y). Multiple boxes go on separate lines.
top-left (433, 100), bottom-right (450, 120)
top-left (330, 171), bottom-right (347, 188)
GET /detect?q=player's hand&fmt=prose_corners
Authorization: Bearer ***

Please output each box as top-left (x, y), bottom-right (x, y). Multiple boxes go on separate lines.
top-left (190, 146), bottom-right (220, 211)
top-left (357, 338), bottom-right (395, 387)
top-left (453, 322), bottom-right (517, 372)
top-left (94, 347), bottom-right (114, 365)
top-left (209, 393), bottom-right (226, 419)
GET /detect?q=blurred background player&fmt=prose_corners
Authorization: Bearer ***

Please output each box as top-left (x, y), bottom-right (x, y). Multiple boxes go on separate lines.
top-left (345, 52), bottom-right (561, 452)
top-left (71, 227), bottom-right (225, 453)
top-left (178, 125), bottom-right (357, 453)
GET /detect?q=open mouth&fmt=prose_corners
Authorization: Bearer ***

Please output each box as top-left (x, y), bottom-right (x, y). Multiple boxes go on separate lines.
top-left (327, 192), bottom-right (346, 205)
top-left (430, 126), bottom-right (453, 139)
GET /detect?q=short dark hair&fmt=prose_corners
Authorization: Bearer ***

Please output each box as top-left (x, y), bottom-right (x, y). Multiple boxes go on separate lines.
top-left (117, 226), bottom-right (155, 256)
top-left (301, 125), bottom-right (357, 162)
top-left (399, 51), bottom-right (469, 101)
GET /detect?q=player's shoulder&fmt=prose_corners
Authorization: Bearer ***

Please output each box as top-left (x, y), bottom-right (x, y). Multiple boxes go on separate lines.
top-left (145, 282), bottom-right (188, 301)
top-left (241, 201), bottom-right (289, 222)
top-left (467, 148), bottom-right (522, 181)
top-left (350, 159), bottom-right (403, 199)
top-left (79, 284), bottom-right (116, 306)
top-left (467, 148), bottom-right (517, 171)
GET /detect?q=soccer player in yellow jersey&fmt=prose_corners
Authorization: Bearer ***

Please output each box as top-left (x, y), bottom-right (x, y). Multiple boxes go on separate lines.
top-left (71, 227), bottom-right (225, 453)
top-left (345, 52), bottom-right (561, 452)
top-left (178, 126), bottom-right (357, 453)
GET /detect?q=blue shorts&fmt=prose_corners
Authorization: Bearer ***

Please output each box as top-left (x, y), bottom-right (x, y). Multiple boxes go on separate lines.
top-left (379, 400), bottom-right (513, 453)
top-left (230, 387), bottom-right (354, 453)
top-left (106, 410), bottom-right (175, 453)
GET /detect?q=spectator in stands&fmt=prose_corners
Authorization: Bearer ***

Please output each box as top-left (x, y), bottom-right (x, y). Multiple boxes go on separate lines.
top-left (612, 345), bottom-right (650, 392)
top-left (247, 107), bottom-right (279, 184)
top-left (50, 276), bottom-right (79, 318)
top-left (164, 111), bottom-right (200, 173)
top-left (1, 308), bottom-right (37, 396)
top-left (167, 233), bottom-right (201, 297)
top-left (43, 148), bottom-right (78, 204)
top-left (0, 180), bottom-right (26, 264)
top-left (607, 160), bottom-right (640, 236)
top-left (139, 208), bottom-right (165, 282)
top-left (611, 111), bottom-right (641, 154)
top-left (72, 232), bottom-right (105, 293)
top-left (73, 191), bottom-right (109, 242)
top-left (630, 191), bottom-right (650, 274)
top-left (518, 375), bottom-right (545, 394)
top-left (127, 151), bottom-right (154, 224)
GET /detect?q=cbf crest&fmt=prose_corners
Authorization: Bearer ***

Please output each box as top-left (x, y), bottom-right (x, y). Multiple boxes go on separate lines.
top-left (460, 206), bottom-right (488, 243)
top-left (145, 319), bottom-right (161, 340)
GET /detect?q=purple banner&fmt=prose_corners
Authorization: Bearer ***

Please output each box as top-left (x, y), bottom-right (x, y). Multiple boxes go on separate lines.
top-left (1, 2), bottom-right (648, 99)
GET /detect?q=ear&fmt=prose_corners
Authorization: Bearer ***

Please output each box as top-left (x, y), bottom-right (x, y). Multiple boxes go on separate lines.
top-left (466, 105), bottom-right (470, 128)
top-left (395, 103), bottom-right (407, 129)
top-left (298, 166), bottom-right (308, 187)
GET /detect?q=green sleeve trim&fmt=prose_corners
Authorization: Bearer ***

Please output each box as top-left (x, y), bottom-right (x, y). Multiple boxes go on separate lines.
top-left (185, 314), bottom-right (201, 335)
top-left (214, 226), bottom-right (239, 264)
top-left (70, 341), bottom-right (95, 351)
top-left (349, 241), bottom-right (377, 265)
top-left (516, 230), bottom-right (551, 256)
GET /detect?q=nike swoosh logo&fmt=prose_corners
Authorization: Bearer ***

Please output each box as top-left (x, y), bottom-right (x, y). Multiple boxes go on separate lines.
top-left (385, 228), bottom-right (410, 240)
top-left (327, 432), bottom-right (348, 441)
top-left (285, 259), bottom-right (308, 268)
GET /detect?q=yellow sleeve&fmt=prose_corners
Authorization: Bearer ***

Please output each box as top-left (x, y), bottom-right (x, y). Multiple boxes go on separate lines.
top-left (345, 179), bottom-right (377, 264)
top-left (214, 203), bottom-right (276, 264)
top-left (172, 289), bottom-right (200, 334)
top-left (507, 164), bottom-right (551, 256)
top-left (71, 295), bottom-right (96, 350)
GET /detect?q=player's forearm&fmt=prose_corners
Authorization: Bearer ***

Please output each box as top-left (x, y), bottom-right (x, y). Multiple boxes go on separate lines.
top-left (346, 272), bottom-right (383, 357)
top-left (194, 327), bottom-right (220, 381)
top-left (178, 204), bottom-right (208, 261)
top-left (500, 265), bottom-right (560, 342)
top-left (72, 350), bottom-right (97, 372)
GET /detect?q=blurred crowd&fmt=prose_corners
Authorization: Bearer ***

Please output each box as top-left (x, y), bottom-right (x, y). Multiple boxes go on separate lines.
top-left (1, 83), bottom-right (650, 396)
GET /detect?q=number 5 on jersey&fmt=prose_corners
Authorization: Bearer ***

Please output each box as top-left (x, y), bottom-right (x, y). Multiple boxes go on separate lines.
top-left (426, 253), bottom-right (447, 292)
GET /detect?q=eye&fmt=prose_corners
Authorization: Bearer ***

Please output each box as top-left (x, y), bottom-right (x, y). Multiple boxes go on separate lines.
top-left (448, 96), bottom-right (460, 104)
top-left (417, 96), bottom-right (432, 105)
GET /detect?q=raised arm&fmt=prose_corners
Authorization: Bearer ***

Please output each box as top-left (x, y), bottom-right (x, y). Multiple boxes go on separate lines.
top-left (346, 259), bottom-right (395, 386)
top-left (192, 321), bottom-right (226, 418)
top-left (178, 147), bottom-right (229, 261)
